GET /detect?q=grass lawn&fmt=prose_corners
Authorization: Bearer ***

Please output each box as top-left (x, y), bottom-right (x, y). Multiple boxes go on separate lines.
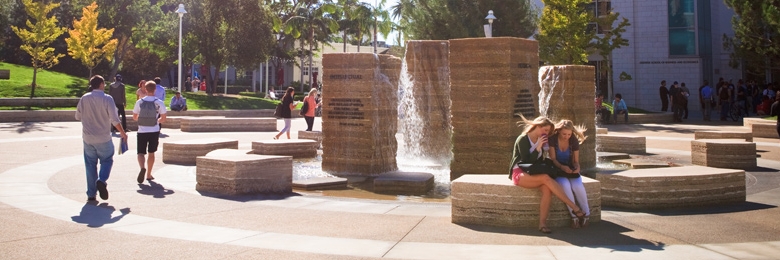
top-left (1, 62), bottom-right (281, 110)
top-left (766, 116), bottom-right (777, 120)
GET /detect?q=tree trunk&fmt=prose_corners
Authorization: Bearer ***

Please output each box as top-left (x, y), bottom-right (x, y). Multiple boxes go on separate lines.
top-left (109, 36), bottom-right (131, 79)
top-left (343, 31), bottom-right (347, 52)
top-left (299, 38), bottom-right (305, 92)
top-left (309, 26), bottom-right (314, 90)
top-left (30, 67), bottom-right (37, 99)
top-left (373, 16), bottom-right (377, 54)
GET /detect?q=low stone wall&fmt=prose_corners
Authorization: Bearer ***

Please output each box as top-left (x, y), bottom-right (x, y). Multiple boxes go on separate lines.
top-left (451, 174), bottom-right (601, 228)
top-left (162, 138), bottom-right (239, 165)
top-left (627, 112), bottom-right (674, 124)
top-left (297, 131), bottom-right (323, 148)
top-left (251, 139), bottom-right (318, 158)
top-left (751, 123), bottom-right (778, 139)
top-left (742, 117), bottom-right (775, 128)
top-left (694, 130), bottom-right (753, 142)
top-left (0, 109), bottom-right (275, 123)
top-left (597, 166), bottom-right (745, 209)
top-left (196, 153), bottom-right (293, 195)
top-left (0, 98), bottom-right (80, 108)
top-left (596, 134), bottom-right (646, 154)
top-left (180, 117), bottom-right (276, 132)
top-left (691, 139), bottom-right (757, 169)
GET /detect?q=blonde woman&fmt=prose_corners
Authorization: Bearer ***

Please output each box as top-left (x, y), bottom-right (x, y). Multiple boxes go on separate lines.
top-left (302, 88), bottom-right (321, 131)
top-left (548, 119), bottom-right (590, 228)
top-left (509, 116), bottom-right (586, 234)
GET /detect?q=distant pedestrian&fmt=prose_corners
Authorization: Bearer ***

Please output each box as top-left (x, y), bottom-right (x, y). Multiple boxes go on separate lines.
top-left (273, 87), bottom-right (298, 140)
top-left (659, 80), bottom-right (669, 112)
top-left (109, 74), bottom-right (127, 132)
top-left (75, 75), bottom-right (127, 201)
top-left (700, 81), bottom-right (713, 121)
top-left (136, 80), bottom-right (147, 100)
top-left (669, 81), bottom-right (683, 122)
top-left (192, 77), bottom-right (200, 93)
top-left (185, 76), bottom-right (192, 92)
top-left (152, 77), bottom-right (166, 105)
top-left (679, 82), bottom-right (690, 119)
top-left (302, 88), bottom-right (321, 131)
top-left (132, 81), bottom-right (167, 183)
top-left (719, 81), bottom-right (732, 121)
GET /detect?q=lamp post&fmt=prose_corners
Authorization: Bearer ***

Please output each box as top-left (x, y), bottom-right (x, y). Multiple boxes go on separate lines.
top-left (485, 10), bottom-right (496, 38)
top-left (175, 4), bottom-right (187, 93)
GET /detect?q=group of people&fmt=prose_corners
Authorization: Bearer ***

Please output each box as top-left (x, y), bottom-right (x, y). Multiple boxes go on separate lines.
top-left (185, 76), bottom-right (206, 92)
top-left (272, 87), bottom-right (322, 140)
top-left (595, 92), bottom-right (628, 124)
top-left (76, 75), bottom-right (168, 202)
top-left (659, 78), bottom-right (779, 122)
top-left (510, 116), bottom-right (591, 233)
top-left (658, 80), bottom-right (692, 122)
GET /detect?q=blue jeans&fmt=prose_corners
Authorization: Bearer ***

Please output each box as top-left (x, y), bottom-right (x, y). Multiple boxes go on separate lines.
top-left (720, 101), bottom-right (730, 119)
top-left (83, 140), bottom-right (114, 198)
top-left (613, 109), bottom-right (628, 123)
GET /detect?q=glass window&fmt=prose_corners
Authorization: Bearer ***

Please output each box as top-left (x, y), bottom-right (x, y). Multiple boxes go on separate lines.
top-left (668, 0), bottom-right (696, 55)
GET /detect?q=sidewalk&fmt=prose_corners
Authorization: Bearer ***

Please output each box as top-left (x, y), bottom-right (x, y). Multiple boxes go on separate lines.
top-left (0, 118), bottom-right (778, 259)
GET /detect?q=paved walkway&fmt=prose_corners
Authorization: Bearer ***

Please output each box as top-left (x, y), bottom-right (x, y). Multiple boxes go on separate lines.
top-left (1, 117), bottom-right (779, 259)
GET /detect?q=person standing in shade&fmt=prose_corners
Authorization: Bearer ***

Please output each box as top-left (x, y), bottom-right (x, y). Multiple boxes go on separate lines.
top-left (133, 81), bottom-right (167, 183)
top-left (659, 80), bottom-right (669, 112)
top-left (184, 76), bottom-right (192, 92)
top-left (273, 87), bottom-right (298, 140)
top-left (700, 81), bottom-right (713, 121)
top-left (302, 88), bottom-right (321, 131)
top-left (108, 74), bottom-right (127, 132)
top-left (75, 75), bottom-right (127, 201)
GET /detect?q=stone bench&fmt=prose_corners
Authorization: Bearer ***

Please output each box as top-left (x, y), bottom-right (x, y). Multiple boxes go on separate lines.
top-left (162, 138), bottom-right (239, 165)
top-left (596, 134), bottom-right (646, 154)
top-left (691, 139), bottom-right (757, 169)
top-left (596, 166), bottom-right (745, 209)
top-left (292, 177), bottom-right (348, 190)
top-left (252, 139), bottom-right (318, 158)
top-left (596, 128), bottom-right (608, 134)
top-left (596, 152), bottom-right (631, 162)
top-left (126, 116), bottom-right (226, 131)
top-left (694, 130), bottom-right (753, 142)
top-left (297, 130), bottom-right (323, 149)
top-left (751, 123), bottom-right (777, 139)
top-left (373, 171), bottom-right (434, 195)
top-left (180, 117), bottom-right (276, 132)
top-left (451, 174), bottom-right (601, 228)
top-left (196, 152), bottom-right (293, 195)
top-left (742, 117), bottom-right (775, 128)
top-left (626, 112), bottom-right (674, 124)
top-left (612, 159), bottom-right (670, 169)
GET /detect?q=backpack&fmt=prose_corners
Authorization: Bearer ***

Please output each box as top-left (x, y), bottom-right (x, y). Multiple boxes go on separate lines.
top-left (138, 98), bottom-right (160, 126)
top-left (274, 102), bottom-right (283, 118)
top-left (299, 97), bottom-right (309, 116)
top-left (720, 86), bottom-right (730, 100)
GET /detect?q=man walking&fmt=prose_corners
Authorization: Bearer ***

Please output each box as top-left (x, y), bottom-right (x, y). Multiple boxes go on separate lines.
top-left (108, 74), bottom-right (127, 132)
top-left (133, 81), bottom-right (167, 183)
top-left (75, 75), bottom-right (127, 201)
top-left (659, 80), bottom-right (669, 112)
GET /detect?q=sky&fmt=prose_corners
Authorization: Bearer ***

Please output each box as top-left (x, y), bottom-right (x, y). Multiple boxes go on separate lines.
top-left (358, 0), bottom-right (399, 45)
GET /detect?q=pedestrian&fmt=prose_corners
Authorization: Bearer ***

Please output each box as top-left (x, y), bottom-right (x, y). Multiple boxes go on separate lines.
top-left (595, 92), bottom-right (610, 124)
top-left (680, 82), bottom-right (690, 119)
top-left (736, 80), bottom-right (748, 117)
top-left (700, 80), bottom-right (713, 121)
top-left (273, 87), bottom-right (298, 140)
top-left (192, 77), bottom-right (200, 93)
top-left (75, 75), bottom-right (127, 201)
top-left (669, 82), bottom-right (682, 122)
top-left (152, 77), bottom-right (167, 104)
top-left (659, 80), bottom-right (669, 112)
top-left (132, 81), bottom-right (167, 183)
top-left (185, 76), bottom-right (192, 92)
top-left (108, 74), bottom-right (127, 132)
top-left (719, 81), bottom-right (731, 121)
top-left (302, 88), bottom-right (321, 131)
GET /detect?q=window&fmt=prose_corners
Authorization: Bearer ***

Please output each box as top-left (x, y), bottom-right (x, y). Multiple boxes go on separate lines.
top-left (303, 66), bottom-right (319, 76)
top-left (669, 0), bottom-right (696, 56)
top-left (586, 0), bottom-right (611, 34)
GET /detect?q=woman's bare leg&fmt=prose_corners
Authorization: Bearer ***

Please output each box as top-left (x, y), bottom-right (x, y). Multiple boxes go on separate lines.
top-left (539, 185), bottom-right (551, 228)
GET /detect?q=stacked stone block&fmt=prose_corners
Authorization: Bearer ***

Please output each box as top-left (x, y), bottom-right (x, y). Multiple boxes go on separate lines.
top-left (321, 53), bottom-right (400, 176)
top-left (597, 166), bottom-right (746, 209)
top-left (196, 154), bottom-right (293, 195)
top-left (448, 38), bottom-right (539, 180)
top-left (451, 174), bottom-right (601, 228)
top-left (694, 130), bottom-right (753, 142)
top-left (162, 138), bottom-right (239, 165)
top-left (180, 118), bottom-right (276, 132)
top-left (538, 65), bottom-right (597, 170)
top-left (691, 139), bottom-right (757, 169)
top-left (596, 134), bottom-right (646, 154)
top-left (251, 139), bottom-right (318, 158)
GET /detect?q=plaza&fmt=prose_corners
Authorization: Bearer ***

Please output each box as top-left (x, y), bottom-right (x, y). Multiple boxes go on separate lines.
top-left (1, 114), bottom-right (779, 259)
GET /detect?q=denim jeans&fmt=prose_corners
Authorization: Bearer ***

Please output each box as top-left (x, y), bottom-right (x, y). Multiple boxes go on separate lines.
top-left (613, 109), bottom-right (628, 123)
top-left (83, 140), bottom-right (114, 198)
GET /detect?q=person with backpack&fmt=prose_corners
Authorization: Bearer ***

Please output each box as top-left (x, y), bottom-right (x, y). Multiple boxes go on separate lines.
top-left (301, 88), bottom-right (321, 131)
top-left (719, 82), bottom-right (732, 121)
top-left (132, 81), bottom-right (167, 184)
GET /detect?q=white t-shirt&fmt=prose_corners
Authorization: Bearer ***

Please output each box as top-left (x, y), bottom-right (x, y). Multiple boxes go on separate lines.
top-left (133, 96), bottom-right (167, 133)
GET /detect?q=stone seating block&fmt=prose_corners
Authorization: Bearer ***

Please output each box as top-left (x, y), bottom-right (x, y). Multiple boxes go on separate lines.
top-left (596, 152), bottom-right (630, 162)
top-left (694, 130), bottom-right (753, 142)
top-left (742, 117), bottom-right (775, 128)
top-left (596, 128), bottom-right (608, 134)
top-left (373, 171), bottom-right (434, 195)
top-left (205, 149), bottom-right (254, 157)
top-left (196, 154), bottom-right (293, 195)
top-left (627, 113), bottom-right (674, 124)
top-left (297, 130), bottom-right (323, 148)
top-left (180, 117), bottom-right (276, 132)
top-left (252, 139), bottom-right (318, 158)
top-left (596, 134), bottom-right (646, 154)
top-left (162, 138), bottom-right (239, 165)
top-left (691, 139), bottom-right (757, 169)
top-left (596, 166), bottom-right (745, 209)
top-left (292, 177), bottom-right (348, 190)
top-left (451, 174), bottom-right (601, 228)
top-left (612, 159), bottom-right (670, 169)
top-left (751, 123), bottom-right (778, 139)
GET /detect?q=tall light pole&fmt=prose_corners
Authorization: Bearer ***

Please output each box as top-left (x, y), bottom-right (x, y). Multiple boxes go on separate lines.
top-left (175, 4), bottom-right (187, 93)
top-left (484, 10), bottom-right (496, 38)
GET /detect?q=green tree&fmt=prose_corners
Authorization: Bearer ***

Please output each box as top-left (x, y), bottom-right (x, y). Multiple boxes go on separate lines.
top-left (400, 0), bottom-right (537, 40)
top-left (536, 0), bottom-right (592, 65)
top-left (66, 2), bottom-right (118, 78)
top-left (11, 0), bottom-right (67, 99)
top-left (723, 0), bottom-right (780, 81)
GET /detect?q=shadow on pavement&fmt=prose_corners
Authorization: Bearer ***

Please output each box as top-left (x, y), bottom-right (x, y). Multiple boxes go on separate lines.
top-left (197, 190), bottom-right (303, 202)
top-left (0, 122), bottom-right (65, 134)
top-left (137, 180), bottom-right (175, 198)
top-left (457, 220), bottom-right (665, 251)
top-left (70, 202), bottom-right (131, 228)
top-left (604, 201), bottom-right (776, 216)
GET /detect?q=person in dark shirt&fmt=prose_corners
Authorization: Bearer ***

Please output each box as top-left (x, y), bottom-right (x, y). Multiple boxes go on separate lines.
top-left (659, 80), bottom-right (669, 112)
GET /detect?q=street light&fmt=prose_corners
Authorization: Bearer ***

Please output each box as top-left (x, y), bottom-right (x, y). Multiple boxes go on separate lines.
top-left (175, 4), bottom-right (187, 93)
top-left (485, 10), bottom-right (496, 38)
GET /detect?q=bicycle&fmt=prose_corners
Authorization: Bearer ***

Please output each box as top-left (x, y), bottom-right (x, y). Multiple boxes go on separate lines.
top-left (728, 102), bottom-right (746, 122)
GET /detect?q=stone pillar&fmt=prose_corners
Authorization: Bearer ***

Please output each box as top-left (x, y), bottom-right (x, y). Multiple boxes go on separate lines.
top-left (400, 40), bottom-right (452, 166)
top-left (538, 65), bottom-right (596, 170)
top-left (449, 38), bottom-right (539, 180)
top-left (321, 53), bottom-right (399, 176)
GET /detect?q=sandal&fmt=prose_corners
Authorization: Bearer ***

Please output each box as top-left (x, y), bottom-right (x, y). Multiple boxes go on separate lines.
top-left (572, 209), bottom-right (586, 224)
top-left (571, 217), bottom-right (581, 229)
top-left (273, 136), bottom-right (279, 140)
top-left (581, 216), bottom-right (590, 228)
top-left (539, 226), bottom-right (552, 234)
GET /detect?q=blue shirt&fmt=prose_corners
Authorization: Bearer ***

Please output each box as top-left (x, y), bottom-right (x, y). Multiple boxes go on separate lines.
top-left (612, 99), bottom-right (627, 111)
top-left (155, 85), bottom-right (166, 104)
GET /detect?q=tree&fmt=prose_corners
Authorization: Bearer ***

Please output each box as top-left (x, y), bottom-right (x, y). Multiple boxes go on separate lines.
top-left (723, 0), bottom-right (780, 81)
top-left (11, 0), bottom-right (67, 99)
top-left (66, 2), bottom-right (118, 78)
top-left (536, 0), bottom-right (593, 65)
top-left (400, 0), bottom-right (537, 40)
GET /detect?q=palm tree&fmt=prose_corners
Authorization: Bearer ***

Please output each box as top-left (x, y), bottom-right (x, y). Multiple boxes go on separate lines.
top-left (286, 0), bottom-right (339, 91)
top-left (369, 0), bottom-right (394, 53)
top-left (390, 0), bottom-right (415, 46)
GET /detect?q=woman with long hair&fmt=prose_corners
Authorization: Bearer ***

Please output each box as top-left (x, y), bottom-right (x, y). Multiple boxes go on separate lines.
top-left (302, 88), bottom-right (321, 131)
top-left (548, 119), bottom-right (591, 228)
top-left (136, 80), bottom-right (147, 100)
top-left (509, 115), bottom-right (586, 234)
top-left (274, 87), bottom-right (297, 140)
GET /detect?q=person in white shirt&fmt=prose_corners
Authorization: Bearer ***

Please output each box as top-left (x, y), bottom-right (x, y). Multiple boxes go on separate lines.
top-left (132, 81), bottom-right (167, 184)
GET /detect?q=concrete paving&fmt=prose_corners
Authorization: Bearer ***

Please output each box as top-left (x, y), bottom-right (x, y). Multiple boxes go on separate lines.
top-left (1, 113), bottom-right (779, 259)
